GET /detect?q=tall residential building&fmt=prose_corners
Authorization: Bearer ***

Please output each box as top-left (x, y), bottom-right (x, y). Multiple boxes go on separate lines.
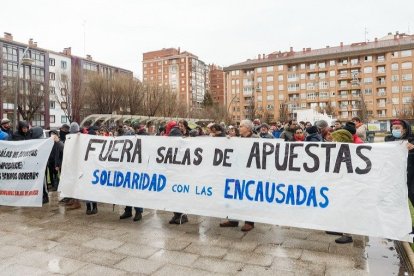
top-left (142, 48), bottom-right (208, 114)
top-left (0, 32), bottom-right (132, 129)
top-left (1, 34), bottom-right (49, 127)
top-left (224, 32), bottom-right (414, 129)
top-left (208, 64), bottom-right (225, 106)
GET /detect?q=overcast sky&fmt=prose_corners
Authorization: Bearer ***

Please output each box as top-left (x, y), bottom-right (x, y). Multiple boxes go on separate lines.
top-left (2, 0), bottom-right (413, 78)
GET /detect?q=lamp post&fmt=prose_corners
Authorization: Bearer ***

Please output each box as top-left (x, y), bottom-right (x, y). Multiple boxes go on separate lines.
top-left (13, 46), bottom-right (33, 132)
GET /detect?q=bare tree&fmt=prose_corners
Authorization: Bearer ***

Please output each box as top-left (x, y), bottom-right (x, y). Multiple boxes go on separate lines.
top-left (125, 78), bottom-right (145, 115)
top-left (142, 84), bottom-right (165, 117)
top-left (278, 101), bottom-right (289, 122)
top-left (17, 80), bottom-right (47, 123)
top-left (54, 70), bottom-right (73, 122)
top-left (323, 101), bottom-right (338, 117)
top-left (71, 64), bottom-right (84, 123)
top-left (356, 92), bottom-right (369, 123)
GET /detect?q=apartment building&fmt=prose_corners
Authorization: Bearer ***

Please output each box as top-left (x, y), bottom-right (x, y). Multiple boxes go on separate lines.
top-left (142, 48), bottom-right (208, 114)
top-left (224, 32), bottom-right (414, 128)
top-left (0, 32), bottom-right (133, 129)
top-left (208, 64), bottom-right (225, 106)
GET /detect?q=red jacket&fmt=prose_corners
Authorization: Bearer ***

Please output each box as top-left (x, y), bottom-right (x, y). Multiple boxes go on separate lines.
top-left (353, 134), bottom-right (364, 144)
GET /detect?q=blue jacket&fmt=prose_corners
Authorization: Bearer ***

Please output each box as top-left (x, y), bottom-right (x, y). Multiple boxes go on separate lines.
top-left (0, 130), bottom-right (8, 140)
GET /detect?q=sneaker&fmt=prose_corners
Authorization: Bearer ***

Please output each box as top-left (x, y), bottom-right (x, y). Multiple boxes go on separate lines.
top-left (219, 221), bottom-right (239, 227)
top-left (169, 214), bottom-right (180, 224)
top-left (120, 212), bottom-right (132, 219)
top-left (133, 212), bottom-right (142, 221)
top-left (335, 235), bottom-right (353, 244)
top-left (241, 223), bottom-right (254, 232)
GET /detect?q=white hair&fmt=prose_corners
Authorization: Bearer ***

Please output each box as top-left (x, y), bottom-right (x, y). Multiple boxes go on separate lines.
top-left (240, 119), bottom-right (254, 130)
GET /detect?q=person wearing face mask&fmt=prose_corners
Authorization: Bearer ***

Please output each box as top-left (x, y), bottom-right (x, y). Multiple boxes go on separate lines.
top-left (385, 119), bottom-right (414, 233)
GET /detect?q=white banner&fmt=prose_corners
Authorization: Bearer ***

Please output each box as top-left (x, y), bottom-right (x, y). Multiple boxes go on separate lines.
top-left (0, 139), bottom-right (53, 207)
top-left (59, 134), bottom-right (412, 241)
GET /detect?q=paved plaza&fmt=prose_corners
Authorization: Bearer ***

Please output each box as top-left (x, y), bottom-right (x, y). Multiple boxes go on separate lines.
top-left (0, 192), bottom-right (406, 275)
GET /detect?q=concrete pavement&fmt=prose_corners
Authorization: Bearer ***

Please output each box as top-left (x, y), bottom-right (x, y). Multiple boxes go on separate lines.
top-left (0, 191), bottom-right (401, 275)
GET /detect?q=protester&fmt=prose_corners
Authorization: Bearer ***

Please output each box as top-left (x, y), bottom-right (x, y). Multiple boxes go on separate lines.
top-left (0, 118), bottom-right (12, 137)
top-left (333, 120), bottom-right (342, 131)
top-left (343, 121), bottom-right (364, 144)
top-left (259, 123), bottom-right (274, 139)
top-left (227, 125), bottom-right (239, 137)
top-left (315, 120), bottom-right (330, 141)
top-left (166, 121), bottom-right (188, 224)
top-left (178, 120), bottom-right (191, 137)
top-left (329, 128), bottom-right (354, 244)
top-left (220, 119), bottom-right (258, 232)
top-left (253, 118), bottom-right (261, 134)
top-left (59, 124), bottom-right (70, 143)
top-left (305, 126), bottom-right (323, 142)
top-left (293, 128), bottom-right (305, 142)
top-left (210, 123), bottom-right (226, 137)
top-left (385, 119), bottom-right (414, 218)
top-left (280, 120), bottom-right (297, 141)
top-left (64, 122), bottom-right (85, 211)
top-left (10, 121), bottom-right (31, 141)
top-left (351, 117), bottom-right (367, 141)
top-left (48, 130), bottom-right (64, 192)
top-left (0, 128), bottom-right (9, 140)
top-left (271, 122), bottom-right (284, 138)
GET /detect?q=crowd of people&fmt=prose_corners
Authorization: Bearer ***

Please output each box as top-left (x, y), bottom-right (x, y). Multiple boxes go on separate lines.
top-left (1, 115), bottom-right (413, 244)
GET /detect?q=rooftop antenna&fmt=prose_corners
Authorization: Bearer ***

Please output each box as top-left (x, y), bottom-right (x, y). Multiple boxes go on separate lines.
top-left (364, 27), bottom-right (368, 42)
top-left (82, 19), bottom-right (87, 56)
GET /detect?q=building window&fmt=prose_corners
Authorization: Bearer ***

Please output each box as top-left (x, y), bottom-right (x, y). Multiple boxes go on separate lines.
top-left (50, 86), bottom-right (55, 95)
top-left (49, 58), bottom-right (55, 66)
top-left (401, 50), bottom-right (412, 57)
top-left (49, 72), bottom-right (55, 80)
top-left (267, 95), bottom-right (274, 101)
top-left (267, 66), bottom-right (274, 72)
top-left (329, 60), bottom-right (336, 66)
top-left (61, 115), bottom-right (68, 123)
top-left (391, 63), bottom-right (399, 70)
top-left (50, 101), bottom-right (55, 109)
top-left (392, 75), bottom-right (399, 82)
top-left (318, 62), bottom-right (325, 69)
top-left (61, 61), bottom-right (67, 69)
top-left (402, 74), bottom-right (412, 81)
top-left (266, 75), bottom-right (274, 82)
top-left (266, 85), bottom-right (274, 92)
top-left (50, 115), bottom-right (55, 123)
top-left (256, 67), bottom-right (262, 73)
top-left (364, 56), bottom-right (372, 62)
top-left (61, 88), bottom-right (67, 96)
top-left (363, 67), bottom-right (372, 73)
top-left (277, 65), bottom-right (283, 71)
top-left (364, 77), bottom-right (373, 84)
top-left (377, 55), bottom-right (385, 62)
top-left (329, 70), bottom-right (335, 77)
top-left (278, 84), bottom-right (284, 91)
top-left (309, 63), bottom-right (316, 70)
top-left (402, 62), bottom-right (412, 69)
top-left (278, 74), bottom-right (283, 81)
top-left (61, 102), bottom-right (67, 109)
top-left (300, 64), bottom-right (306, 69)
top-left (392, 86), bottom-right (400, 93)
top-left (402, 86), bottom-right (413, 92)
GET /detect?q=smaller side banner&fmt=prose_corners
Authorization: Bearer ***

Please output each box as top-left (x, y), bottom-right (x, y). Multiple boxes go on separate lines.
top-left (0, 139), bottom-right (53, 207)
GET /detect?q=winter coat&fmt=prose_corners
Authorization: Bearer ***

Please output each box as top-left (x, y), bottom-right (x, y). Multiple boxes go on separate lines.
top-left (0, 129), bottom-right (8, 140)
top-left (11, 121), bottom-right (31, 141)
top-left (48, 141), bottom-right (64, 168)
top-left (260, 132), bottom-right (274, 139)
top-left (280, 129), bottom-right (295, 141)
top-left (169, 126), bottom-right (182, 137)
top-left (305, 133), bottom-right (323, 142)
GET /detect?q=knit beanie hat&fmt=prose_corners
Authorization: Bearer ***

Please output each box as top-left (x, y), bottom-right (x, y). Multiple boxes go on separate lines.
top-left (343, 122), bottom-right (356, 135)
top-left (306, 125), bottom-right (318, 134)
top-left (315, 120), bottom-right (328, 129)
top-left (332, 129), bottom-right (353, 143)
top-left (70, 122), bottom-right (80, 134)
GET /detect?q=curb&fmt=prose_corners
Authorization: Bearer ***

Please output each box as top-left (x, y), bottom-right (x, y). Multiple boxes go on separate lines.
top-left (402, 242), bottom-right (414, 273)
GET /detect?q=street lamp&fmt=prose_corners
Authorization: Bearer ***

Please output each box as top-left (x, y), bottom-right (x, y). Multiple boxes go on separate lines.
top-left (13, 46), bottom-right (33, 132)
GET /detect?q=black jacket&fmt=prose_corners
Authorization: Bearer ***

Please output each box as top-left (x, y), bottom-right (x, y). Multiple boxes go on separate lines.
top-left (48, 141), bottom-right (64, 167)
top-left (169, 126), bottom-right (182, 137)
top-left (11, 121), bottom-right (31, 141)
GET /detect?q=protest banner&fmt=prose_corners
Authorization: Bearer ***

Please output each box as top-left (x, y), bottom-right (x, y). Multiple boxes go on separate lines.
top-left (59, 134), bottom-right (412, 241)
top-left (0, 139), bottom-right (53, 207)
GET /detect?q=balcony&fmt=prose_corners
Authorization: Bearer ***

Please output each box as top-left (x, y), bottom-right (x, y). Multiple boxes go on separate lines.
top-left (351, 105), bottom-right (361, 110)
top-left (338, 74), bottom-right (350, 79)
top-left (377, 92), bottom-right (387, 98)
top-left (377, 113), bottom-right (387, 118)
top-left (376, 81), bottom-right (386, 87)
top-left (377, 70), bottom-right (386, 76)
top-left (350, 62), bottom-right (362, 68)
top-left (377, 103), bottom-right (386, 108)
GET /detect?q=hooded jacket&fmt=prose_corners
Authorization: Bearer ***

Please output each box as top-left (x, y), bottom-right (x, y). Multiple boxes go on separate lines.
top-left (11, 121), bottom-right (31, 141)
